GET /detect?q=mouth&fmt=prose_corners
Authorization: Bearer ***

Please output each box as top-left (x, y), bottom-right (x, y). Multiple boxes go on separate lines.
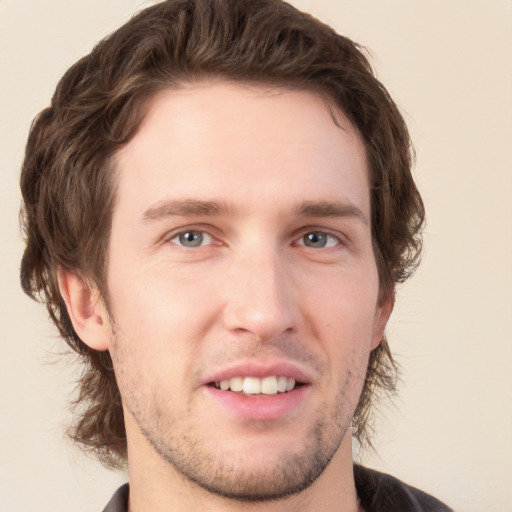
top-left (210, 375), bottom-right (303, 395)
top-left (203, 361), bottom-right (312, 419)
top-left (204, 365), bottom-right (310, 420)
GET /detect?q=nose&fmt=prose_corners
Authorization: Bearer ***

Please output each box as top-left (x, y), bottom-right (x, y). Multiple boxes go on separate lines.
top-left (222, 246), bottom-right (298, 342)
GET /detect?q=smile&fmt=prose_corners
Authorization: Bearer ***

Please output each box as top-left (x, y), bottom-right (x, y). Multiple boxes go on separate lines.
top-left (212, 376), bottom-right (298, 395)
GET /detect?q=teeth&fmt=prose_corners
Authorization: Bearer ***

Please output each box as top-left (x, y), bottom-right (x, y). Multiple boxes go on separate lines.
top-left (261, 376), bottom-right (277, 395)
top-left (277, 376), bottom-right (288, 392)
top-left (243, 377), bottom-right (261, 394)
top-left (214, 376), bottom-right (298, 395)
top-left (230, 377), bottom-right (243, 392)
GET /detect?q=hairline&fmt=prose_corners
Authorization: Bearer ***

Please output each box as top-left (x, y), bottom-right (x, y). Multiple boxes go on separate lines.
top-left (92, 78), bottom-right (388, 311)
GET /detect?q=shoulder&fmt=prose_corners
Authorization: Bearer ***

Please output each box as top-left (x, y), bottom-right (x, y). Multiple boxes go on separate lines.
top-left (354, 465), bottom-right (454, 512)
top-left (102, 483), bottom-right (129, 512)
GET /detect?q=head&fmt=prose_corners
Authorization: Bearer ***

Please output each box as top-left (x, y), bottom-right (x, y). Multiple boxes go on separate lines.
top-left (20, 0), bottom-right (423, 471)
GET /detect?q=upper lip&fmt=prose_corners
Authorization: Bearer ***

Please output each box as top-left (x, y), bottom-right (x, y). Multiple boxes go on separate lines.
top-left (202, 360), bottom-right (314, 386)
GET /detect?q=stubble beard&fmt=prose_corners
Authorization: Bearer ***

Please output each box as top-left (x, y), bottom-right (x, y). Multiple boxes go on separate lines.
top-left (110, 321), bottom-right (365, 503)
top-left (127, 386), bottom-right (355, 503)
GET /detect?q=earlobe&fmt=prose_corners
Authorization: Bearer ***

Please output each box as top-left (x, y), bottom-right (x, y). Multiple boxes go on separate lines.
top-left (370, 296), bottom-right (394, 350)
top-left (57, 271), bottom-right (110, 351)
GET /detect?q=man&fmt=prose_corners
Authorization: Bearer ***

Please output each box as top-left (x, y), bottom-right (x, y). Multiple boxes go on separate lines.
top-left (19, 0), bottom-right (452, 510)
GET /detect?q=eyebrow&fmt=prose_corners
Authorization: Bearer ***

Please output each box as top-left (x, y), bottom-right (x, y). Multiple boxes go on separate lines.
top-left (295, 200), bottom-right (368, 225)
top-left (142, 198), bottom-right (368, 225)
top-left (142, 199), bottom-right (233, 222)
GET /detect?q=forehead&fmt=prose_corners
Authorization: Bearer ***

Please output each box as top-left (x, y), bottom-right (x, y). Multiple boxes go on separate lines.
top-left (113, 81), bottom-right (369, 219)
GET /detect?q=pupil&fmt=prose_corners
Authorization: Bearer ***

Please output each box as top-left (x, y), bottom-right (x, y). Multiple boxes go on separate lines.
top-left (180, 231), bottom-right (203, 247)
top-left (305, 232), bottom-right (326, 248)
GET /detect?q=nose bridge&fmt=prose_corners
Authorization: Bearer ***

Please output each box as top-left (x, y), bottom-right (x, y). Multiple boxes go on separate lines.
top-left (223, 241), bottom-right (295, 340)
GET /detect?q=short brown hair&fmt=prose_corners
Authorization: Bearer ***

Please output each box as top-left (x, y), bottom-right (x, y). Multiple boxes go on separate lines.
top-left (20, 0), bottom-right (424, 467)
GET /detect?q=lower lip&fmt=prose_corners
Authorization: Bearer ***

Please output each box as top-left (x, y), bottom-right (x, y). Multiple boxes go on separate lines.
top-left (204, 385), bottom-right (309, 421)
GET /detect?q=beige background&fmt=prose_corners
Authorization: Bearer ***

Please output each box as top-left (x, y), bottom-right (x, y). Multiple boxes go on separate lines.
top-left (1, 1), bottom-right (511, 511)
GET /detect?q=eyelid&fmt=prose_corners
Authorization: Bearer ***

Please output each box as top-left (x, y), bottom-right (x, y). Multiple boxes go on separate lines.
top-left (159, 224), bottom-right (347, 249)
top-left (293, 227), bottom-right (345, 247)
top-left (168, 230), bottom-right (214, 247)
top-left (161, 224), bottom-right (221, 247)
top-left (296, 232), bottom-right (341, 248)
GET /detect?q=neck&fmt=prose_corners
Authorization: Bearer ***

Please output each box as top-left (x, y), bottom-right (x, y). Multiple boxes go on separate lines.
top-left (126, 424), bottom-right (361, 512)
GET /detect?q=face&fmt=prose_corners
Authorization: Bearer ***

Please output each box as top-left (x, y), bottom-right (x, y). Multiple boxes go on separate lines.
top-left (104, 82), bottom-right (390, 500)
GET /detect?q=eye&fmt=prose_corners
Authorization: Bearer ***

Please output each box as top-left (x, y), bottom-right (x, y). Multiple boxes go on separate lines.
top-left (297, 231), bottom-right (340, 249)
top-left (169, 230), bottom-right (213, 248)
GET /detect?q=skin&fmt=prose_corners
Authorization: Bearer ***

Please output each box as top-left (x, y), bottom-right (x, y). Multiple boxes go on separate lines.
top-left (60, 81), bottom-right (391, 512)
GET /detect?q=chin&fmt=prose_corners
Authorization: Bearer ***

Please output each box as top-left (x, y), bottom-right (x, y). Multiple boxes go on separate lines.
top-left (141, 415), bottom-right (347, 503)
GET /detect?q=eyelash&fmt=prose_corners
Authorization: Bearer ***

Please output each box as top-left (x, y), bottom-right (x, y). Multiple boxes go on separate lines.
top-left (167, 228), bottom-right (342, 250)
top-left (294, 231), bottom-right (341, 249)
top-left (168, 230), bottom-right (214, 248)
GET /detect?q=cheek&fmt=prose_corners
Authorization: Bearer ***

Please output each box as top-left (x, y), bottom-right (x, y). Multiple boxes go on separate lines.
top-left (300, 262), bottom-right (380, 329)
top-left (106, 262), bottom-right (221, 377)
top-left (299, 266), bottom-right (380, 384)
top-left (108, 255), bottom-right (204, 327)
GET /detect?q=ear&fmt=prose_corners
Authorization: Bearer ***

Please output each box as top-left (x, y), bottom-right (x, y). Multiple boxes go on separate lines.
top-left (58, 270), bottom-right (110, 351)
top-left (370, 295), bottom-right (394, 350)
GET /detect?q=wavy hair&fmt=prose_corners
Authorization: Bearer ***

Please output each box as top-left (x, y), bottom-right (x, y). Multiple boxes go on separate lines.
top-left (20, 0), bottom-right (424, 467)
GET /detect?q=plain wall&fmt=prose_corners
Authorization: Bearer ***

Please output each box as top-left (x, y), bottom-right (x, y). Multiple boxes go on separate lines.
top-left (1, 1), bottom-right (510, 511)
